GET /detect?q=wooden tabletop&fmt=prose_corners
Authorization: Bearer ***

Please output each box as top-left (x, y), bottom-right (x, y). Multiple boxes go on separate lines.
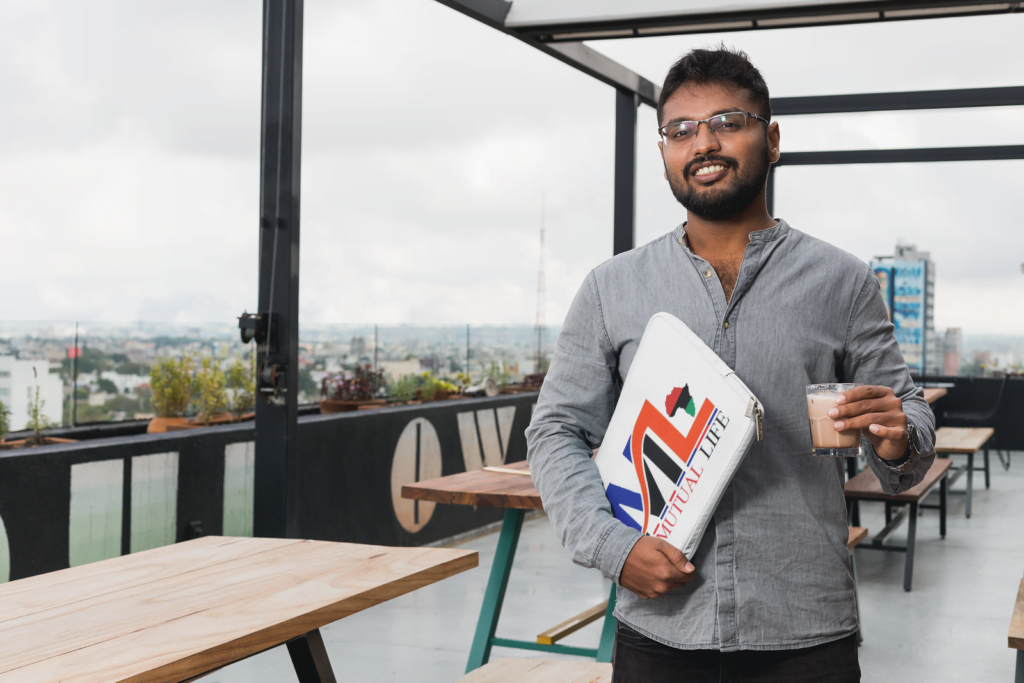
top-left (844, 457), bottom-right (952, 502)
top-left (922, 387), bottom-right (947, 404)
top-left (1011, 578), bottom-right (1024, 651)
top-left (847, 527), bottom-right (868, 549)
top-left (456, 657), bottom-right (612, 683)
top-left (403, 459), bottom-right (543, 510)
top-left (935, 427), bottom-right (994, 454)
top-left (0, 536), bottom-right (477, 683)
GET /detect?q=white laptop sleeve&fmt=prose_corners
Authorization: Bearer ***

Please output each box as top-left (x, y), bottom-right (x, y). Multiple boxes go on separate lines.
top-left (595, 312), bottom-right (763, 560)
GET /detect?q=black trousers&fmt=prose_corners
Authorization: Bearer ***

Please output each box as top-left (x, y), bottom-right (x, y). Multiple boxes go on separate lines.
top-left (612, 623), bottom-right (860, 683)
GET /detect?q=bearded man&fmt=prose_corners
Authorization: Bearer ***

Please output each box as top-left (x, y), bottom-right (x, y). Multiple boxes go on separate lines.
top-left (525, 47), bottom-right (936, 683)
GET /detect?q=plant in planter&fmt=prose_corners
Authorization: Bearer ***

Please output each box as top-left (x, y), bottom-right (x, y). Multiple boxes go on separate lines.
top-left (320, 364), bottom-right (386, 413)
top-left (0, 400), bottom-right (9, 444)
top-left (418, 372), bottom-right (459, 402)
top-left (226, 352), bottom-right (256, 420)
top-left (388, 373), bottom-right (417, 404)
top-left (26, 386), bottom-right (52, 444)
top-left (193, 355), bottom-right (229, 426)
top-left (148, 352), bottom-right (195, 433)
top-left (486, 361), bottom-right (512, 392)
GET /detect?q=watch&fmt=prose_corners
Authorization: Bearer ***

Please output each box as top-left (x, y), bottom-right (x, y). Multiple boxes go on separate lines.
top-left (884, 423), bottom-right (923, 473)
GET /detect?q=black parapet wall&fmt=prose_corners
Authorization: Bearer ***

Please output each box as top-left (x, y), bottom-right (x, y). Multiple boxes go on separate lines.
top-left (927, 376), bottom-right (1023, 451)
top-left (0, 393), bottom-right (537, 582)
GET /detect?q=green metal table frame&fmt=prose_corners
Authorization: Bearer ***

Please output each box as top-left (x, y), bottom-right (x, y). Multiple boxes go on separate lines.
top-left (465, 508), bottom-right (618, 673)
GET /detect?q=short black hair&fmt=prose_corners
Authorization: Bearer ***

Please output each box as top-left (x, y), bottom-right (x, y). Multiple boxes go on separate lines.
top-left (657, 45), bottom-right (771, 125)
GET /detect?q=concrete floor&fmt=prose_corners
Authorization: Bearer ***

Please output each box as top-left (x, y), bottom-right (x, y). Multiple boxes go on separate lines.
top-left (202, 451), bottom-right (1023, 682)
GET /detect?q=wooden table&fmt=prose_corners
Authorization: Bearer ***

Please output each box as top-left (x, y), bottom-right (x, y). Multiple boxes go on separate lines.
top-left (922, 387), bottom-right (947, 404)
top-left (403, 461), bottom-right (617, 673)
top-left (844, 458), bottom-right (951, 591)
top-left (935, 426), bottom-right (995, 518)
top-left (0, 536), bottom-right (477, 683)
top-left (1011, 576), bottom-right (1024, 681)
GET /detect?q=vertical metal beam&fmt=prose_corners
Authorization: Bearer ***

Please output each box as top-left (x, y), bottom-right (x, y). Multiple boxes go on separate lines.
top-left (613, 88), bottom-right (638, 255)
top-left (254, 0), bottom-right (303, 539)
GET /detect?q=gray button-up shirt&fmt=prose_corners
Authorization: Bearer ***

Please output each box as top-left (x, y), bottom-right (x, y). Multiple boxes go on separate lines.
top-left (526, 220), bottom-right (936, 652)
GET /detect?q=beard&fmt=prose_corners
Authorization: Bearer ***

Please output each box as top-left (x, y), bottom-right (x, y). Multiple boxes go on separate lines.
top-left (667, 143), bottom-right (771, 221)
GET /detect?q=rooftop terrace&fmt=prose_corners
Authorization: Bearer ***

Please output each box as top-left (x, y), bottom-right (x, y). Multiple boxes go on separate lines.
top-left (199, 450), bottom-right (1024, 682)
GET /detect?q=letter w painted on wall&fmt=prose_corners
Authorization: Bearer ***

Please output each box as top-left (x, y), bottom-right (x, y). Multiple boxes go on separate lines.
top-left (456, 406), bottom-right (516, 471)
top-left (629, 398), bottom-right (715, 534)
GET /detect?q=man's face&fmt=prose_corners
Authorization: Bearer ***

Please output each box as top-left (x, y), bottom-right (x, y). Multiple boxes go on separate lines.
top-left (658, 83), bottom-right (780, 221)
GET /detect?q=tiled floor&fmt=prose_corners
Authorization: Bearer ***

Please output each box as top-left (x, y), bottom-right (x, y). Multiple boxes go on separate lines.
top-left (202, 451), bottom-right (1023, 682)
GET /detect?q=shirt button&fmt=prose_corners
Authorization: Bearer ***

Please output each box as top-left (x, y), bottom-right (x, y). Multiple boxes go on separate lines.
top-left (704, 270), bottom-right (712, 278)
top-left (724, 321), bottom-right (730, 329)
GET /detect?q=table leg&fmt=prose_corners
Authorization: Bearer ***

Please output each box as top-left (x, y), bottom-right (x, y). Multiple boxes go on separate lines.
top-left (466, 508), bottom-right (524, 673)
top-left (940, 475), bottom-right (947, 539)
top-left (984, 447), bottom-right (991, 490)
top-left (846, 458), bottom-right (860, 527)
top-left (1015, 649), bottom-right (1024, 683)
top-left (595, 583), bottom-right (618, 663)
top-left (903, 503), bottom-right (918, 592)
top-left (287, 629), bottom-right (337, 683)
top-left (966, 451), bottom-right (974, 519)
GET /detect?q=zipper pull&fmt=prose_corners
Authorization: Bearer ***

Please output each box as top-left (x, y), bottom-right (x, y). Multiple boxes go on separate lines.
top-left (755, 403), bottom-right (764, 442)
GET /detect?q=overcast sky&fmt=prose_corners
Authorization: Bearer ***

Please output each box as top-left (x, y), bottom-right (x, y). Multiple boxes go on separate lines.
top-left (2, 1), bottom-right (1023, 335)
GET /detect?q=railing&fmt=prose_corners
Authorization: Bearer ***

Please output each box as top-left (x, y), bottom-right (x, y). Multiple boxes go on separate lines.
top-left (923, 375), bottom-right (1023, 450)
top-left (0, 392), bottom-right (537, 583)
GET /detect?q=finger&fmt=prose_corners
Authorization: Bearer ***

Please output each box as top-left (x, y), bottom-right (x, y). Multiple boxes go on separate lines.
top-left (867, 423), bottom-right (907, 442)
top-left (829, 396), bottom-right (901, 419)
top-left (836, 385), bottom-right (892, 405)
top-left (835, 411), bottom-right (905, 432)
top-left (655, 540), bottom-right (695, 573)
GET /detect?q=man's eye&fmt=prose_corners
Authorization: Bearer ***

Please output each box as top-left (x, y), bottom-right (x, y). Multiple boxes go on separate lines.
top-left (716, 122), bottom-right (739, 131)
top-left (672, 129), bottom-right (693, 139)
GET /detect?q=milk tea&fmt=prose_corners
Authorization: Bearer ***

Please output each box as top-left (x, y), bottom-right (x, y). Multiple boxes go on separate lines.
top-left (806, 393), bottom-right (859, 448)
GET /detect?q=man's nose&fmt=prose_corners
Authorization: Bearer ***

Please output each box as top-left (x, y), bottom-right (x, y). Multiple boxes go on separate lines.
top-left (691, 122), bottom-right (721, 157)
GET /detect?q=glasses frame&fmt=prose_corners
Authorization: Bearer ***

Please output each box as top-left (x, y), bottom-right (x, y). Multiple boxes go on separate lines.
top-left (658, 111), bottom-right (770, 148)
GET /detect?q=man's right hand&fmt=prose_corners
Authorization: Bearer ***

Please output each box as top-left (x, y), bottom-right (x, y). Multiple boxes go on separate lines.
top-left (618, 536), bottom-right (696, 600)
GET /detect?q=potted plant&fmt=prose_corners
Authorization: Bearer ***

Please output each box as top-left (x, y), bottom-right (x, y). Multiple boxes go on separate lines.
top-left (0, 387), bottom-right (77, 448)
top-left (320, 364), bottom-right (386, 413)
top-left (225, 353), bottom-right (256, 421)
top-left (148, 352), bottom-right (194, 433)
top-left (0, 400), bottom-right (9, 448)
top-left (416, 372), bottom-right (459, 402)
top-left (387, 373), bottom-right (418, 405)
top-left (192, 355), bottom-right (229, 426)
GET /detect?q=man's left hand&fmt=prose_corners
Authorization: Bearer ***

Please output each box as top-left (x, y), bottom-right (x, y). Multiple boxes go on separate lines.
top-left (829, 385), bottom-right (909, 461)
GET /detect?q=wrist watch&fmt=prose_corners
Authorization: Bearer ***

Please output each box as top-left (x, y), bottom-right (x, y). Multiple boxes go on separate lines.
top-left (884, 423), bottom-right (923, 473)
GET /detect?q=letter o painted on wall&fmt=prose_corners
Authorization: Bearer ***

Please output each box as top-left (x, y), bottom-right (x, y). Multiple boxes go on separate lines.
top-left (390, 417), bottom-right (443, 533)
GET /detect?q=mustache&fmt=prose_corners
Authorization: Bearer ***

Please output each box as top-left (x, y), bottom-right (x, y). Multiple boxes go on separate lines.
top-left (683, 154), bottom-right (739, 178)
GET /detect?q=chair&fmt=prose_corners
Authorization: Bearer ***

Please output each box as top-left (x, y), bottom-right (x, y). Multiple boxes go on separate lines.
top-left (943, 375), bottom-right (1009, 477)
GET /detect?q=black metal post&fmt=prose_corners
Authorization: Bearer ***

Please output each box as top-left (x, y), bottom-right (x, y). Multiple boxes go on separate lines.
top-left (286, 629), bottom-right (337, 683)
top-left (613, 88), bottom-right (638, 255)
top-left (466, 324), bottom-right (470, 379)
top-left (254, 0), bottom-right (303, 539)
top-left (71, 322), bottom-right (78, 427)
top-left (766, 165), bottom-right (775, 218)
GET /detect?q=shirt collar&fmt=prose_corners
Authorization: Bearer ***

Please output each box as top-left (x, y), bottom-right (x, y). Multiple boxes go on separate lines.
top-left (675, 218), bottom-right (790, 250)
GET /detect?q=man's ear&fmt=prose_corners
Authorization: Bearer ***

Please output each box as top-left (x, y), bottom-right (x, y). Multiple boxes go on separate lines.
top-left (768, 121), bottom-right (781, 163)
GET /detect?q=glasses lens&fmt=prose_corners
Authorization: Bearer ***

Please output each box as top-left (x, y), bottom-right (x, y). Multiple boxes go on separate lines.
top-left (708, 112), bottom-right (748, 135)
top-left (663, 121), bottom-right (698, 146)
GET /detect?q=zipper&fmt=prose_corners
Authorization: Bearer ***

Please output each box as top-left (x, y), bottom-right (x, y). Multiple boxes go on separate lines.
top-left (746, 397), bottom-right (764, 441)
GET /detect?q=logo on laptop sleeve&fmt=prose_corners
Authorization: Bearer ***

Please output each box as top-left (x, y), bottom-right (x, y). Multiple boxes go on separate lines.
top-left (605, 384), bottom-right (731, 538)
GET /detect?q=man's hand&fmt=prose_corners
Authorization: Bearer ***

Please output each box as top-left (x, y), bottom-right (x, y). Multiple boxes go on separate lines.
top-left (829, 385), bottom-right (909, 460)
top-left (619, 536), bottom-right (696, 600)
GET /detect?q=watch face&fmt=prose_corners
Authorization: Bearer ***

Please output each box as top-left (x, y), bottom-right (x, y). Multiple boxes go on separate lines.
top-left (908, 425), bottom-right (922, 453)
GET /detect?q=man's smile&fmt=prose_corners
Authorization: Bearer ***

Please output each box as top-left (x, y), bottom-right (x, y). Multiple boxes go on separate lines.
top-left (686, 158), bottom-right (733, 185)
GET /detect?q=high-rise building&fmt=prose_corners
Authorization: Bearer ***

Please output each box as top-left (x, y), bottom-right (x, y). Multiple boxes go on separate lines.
top-left (870, 243), bottom-right (939, 376)
top-left (0, 356), bottom-right (64, 431)
top-left (943, 328), bottom-right (962, 376)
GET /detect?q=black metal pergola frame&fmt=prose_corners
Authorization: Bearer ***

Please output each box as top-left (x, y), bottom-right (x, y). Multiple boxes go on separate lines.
top-left (250, 0), bottom-right (1024, 538)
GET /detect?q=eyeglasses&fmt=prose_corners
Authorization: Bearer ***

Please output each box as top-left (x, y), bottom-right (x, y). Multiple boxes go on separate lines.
top-left (658, 111), bottom-right (769, 148)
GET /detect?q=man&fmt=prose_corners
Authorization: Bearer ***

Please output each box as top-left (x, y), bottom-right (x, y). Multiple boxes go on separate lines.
top-left (525, 47), bottom-right (935, 682)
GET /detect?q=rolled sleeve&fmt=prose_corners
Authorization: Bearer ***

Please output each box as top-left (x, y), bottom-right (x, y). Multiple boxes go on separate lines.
top-left (526, 272), bottom-right (642, 581)
top-left (844, 268), bottom-right (936, 494)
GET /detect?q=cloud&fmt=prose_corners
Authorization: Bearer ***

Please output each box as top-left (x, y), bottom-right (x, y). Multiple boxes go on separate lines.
top-left (1, 0), bottom-right (1022, 337)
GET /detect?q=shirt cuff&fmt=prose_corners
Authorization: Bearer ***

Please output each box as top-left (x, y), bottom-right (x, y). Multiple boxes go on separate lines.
top-left (594, 522), bottom-right (643, 583)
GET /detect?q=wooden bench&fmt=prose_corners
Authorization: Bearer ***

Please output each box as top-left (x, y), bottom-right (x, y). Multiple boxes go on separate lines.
top-left (934, 426), bottom-right (995, 518)
top-left (844, 458), bottom-right (951, 591)
top-left (1011, 576), bottom-right (1024, 681)
top-left (455, 657), bottom-right (612, 682)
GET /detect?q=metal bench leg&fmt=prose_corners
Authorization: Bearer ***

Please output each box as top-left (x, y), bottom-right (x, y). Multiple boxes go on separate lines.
top-left (940, 475), bottom-right (947, 539)
top-left (287, 629), bottom-right (337, 683)
top-left (1015, 649), bottom-right (1024, 683)
top-left (884, 503), bottom-right (892, 525)
top-left (903, 503), bottom-right (918, 592)
top-left (596, 583), bottom-right (617, 663)
top-left (466, 508), bottom-right (524, 673)
top-left (966, 451), bottom-right (974, 518)
top-left (983, 447), bottom-right (991, 489)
